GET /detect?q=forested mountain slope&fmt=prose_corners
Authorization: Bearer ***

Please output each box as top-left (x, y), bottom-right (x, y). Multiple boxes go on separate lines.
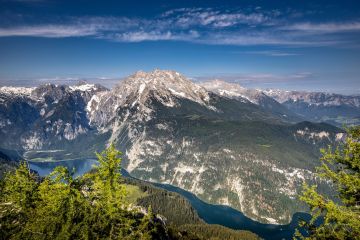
top-left (0, 69), bottom-right (345, 223)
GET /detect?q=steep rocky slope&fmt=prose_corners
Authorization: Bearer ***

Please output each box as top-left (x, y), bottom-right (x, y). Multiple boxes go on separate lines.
top-left (0, 82), bottom-right (108, 158)
top-left (0, 70), bottom-right (345, 224)
top-left (85, 70), bottom-right (343, 223)
top-left (200, 80), bottom-right (302, 122)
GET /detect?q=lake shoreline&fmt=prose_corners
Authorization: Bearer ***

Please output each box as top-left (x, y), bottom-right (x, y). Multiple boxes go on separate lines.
top-left (28, 158), bottom-right (310, 240)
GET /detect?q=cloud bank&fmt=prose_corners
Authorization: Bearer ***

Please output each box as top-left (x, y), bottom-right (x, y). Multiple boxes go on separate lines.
top-left (0, 8), bottom-right (359, 47)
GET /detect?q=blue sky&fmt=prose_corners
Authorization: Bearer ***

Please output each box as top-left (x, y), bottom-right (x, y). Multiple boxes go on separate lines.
top-left (0, 0), bottom-right (359, 94)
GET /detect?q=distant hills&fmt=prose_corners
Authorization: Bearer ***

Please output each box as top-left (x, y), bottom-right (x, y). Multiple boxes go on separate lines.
top-left (0, 69), bottom-right (356, 224)
top-left (201, 79), bottom-right (360, 126)
top-left (263, 88), bottom-right (360, 126)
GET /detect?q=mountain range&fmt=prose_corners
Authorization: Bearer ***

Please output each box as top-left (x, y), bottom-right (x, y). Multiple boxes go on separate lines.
top-left (0, 69), bottom-right (356, 224)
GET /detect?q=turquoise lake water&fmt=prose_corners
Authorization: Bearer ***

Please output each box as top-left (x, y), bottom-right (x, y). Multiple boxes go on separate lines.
top-left (28, 158), bottom-right (310, 240)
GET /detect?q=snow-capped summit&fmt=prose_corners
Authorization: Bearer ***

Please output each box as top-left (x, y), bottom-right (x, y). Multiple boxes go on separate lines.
top-left (69, 80), bottom-right (108, 92)
top-left (86, 69), bottom-right (216, 131)
top-left (0, 86), bottom-right (35, 96)
top-left (69, 83), bottom-right (97, 92)
top-left (200, 79), bottom-right (304, 122)
top-left (200, 79), bottom-right (262, 104)
top-left (87, 69), bottom-right (214, 120)
top-left (0, 69), bottom-right (351, 225)
top-left (113, 69), bottom-right (212, 107)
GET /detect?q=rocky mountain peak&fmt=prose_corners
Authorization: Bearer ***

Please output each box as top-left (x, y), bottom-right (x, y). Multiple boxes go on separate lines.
top-left (31, 83), bottom-right (69, 100)
top-left (200, 79), bottom-right (265, 104)
top-left (118, 69), bottom-right (199, 90)
top-left (110, 69), bottom-right (212, 108)
top-left (0, 69), bottom-right (353, 225)
top-left (86, 70), bottom-right (218, 139)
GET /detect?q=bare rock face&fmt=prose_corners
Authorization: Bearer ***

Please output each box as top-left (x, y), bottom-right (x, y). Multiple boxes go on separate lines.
top-left (200, 80), bottom-right (302, 122)
top-left (0, 82), bottom-right (108, 151)
top-left (0, 70), bottom-right (348, 224)
top-left (87, 70), bottom-right (214, 126)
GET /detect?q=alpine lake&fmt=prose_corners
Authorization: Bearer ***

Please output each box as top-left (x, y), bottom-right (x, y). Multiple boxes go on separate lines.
top-left (28, 158), bottom-right (310, 240)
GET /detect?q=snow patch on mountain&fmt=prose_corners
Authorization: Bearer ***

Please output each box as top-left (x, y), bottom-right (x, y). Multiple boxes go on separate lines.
top-left (200, 80), bottom-right (257, 104)
top-left (86, 94), bottom-right (101, 112)
top-left (115, 69), bottom-right (216, 110)
top-left (168, 87), bottom-right (186, 98)
top-left (86, 71), bottom-right (201, 129)
top-left (0, 86), bottom-right (35, 96)
top-left (69, 83), bottom-right (97, 92)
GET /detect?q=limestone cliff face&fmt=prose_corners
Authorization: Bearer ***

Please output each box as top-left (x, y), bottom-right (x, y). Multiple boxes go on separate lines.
top-left (0, 69), bottom-right (346, 224)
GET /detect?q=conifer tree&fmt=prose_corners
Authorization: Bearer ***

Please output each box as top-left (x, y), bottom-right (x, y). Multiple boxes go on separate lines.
top-left (28, 166), bottom-right (90, 239)
top-left (0, 145), bottom-right (169, 239)
top-left (295, 126), bottom-right (360, 239)
top-left (88, 144), bottom-right (130, 238)
top-left (92, 143), bottom-right (126, 215)
top-left (0, 162), bottom-right (38, 238)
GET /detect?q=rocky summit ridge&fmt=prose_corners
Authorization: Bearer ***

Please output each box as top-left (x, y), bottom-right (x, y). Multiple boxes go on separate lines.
top-left (0, 69), bottom-right (354, 224)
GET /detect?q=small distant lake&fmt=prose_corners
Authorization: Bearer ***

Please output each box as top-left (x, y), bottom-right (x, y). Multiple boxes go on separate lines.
top-left (28, 158), bottom-right (310, 240)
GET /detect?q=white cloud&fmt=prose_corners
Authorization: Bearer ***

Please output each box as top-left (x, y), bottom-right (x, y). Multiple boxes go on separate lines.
top-left (166, 8), bottom-right (271, 28)
top-left (281, 22), bottom-right (360, 33)
top-left (111, 30), bottom-right (199, 42)
top-left (244, 50), bottom-right (301, 56)
top-left (114, 31), bottom-right (173, 42)
top-left (37, 76), bottom-right (81, 82)
top-left (0, 16), bottom-right (143, 38)
top-left (195, 72), bottom-right (313, 83)
top-left (0, 25), bottom-right (97, 37)
top-left (0, 8), bottom-right (359, 47)
top-left (0, 76), bottom-right (120, 88)
top-left (194, 32), bottom-right (332, 46)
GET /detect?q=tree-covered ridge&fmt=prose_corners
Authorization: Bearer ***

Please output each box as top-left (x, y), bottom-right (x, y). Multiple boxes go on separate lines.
top-left (296, 126), bottom-right (360, 239)
top-left (125, 177), bottom-right (203, 226)
top-left (0, 145), bottom-right (260, 240)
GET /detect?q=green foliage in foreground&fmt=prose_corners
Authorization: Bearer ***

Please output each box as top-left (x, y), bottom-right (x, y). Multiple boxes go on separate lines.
top-left (0, 144), bottom-right (168, 240)
top-left (295, 126), bottom-right (360, 240)
top-left (0, 145), bottom-right (260, 240)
